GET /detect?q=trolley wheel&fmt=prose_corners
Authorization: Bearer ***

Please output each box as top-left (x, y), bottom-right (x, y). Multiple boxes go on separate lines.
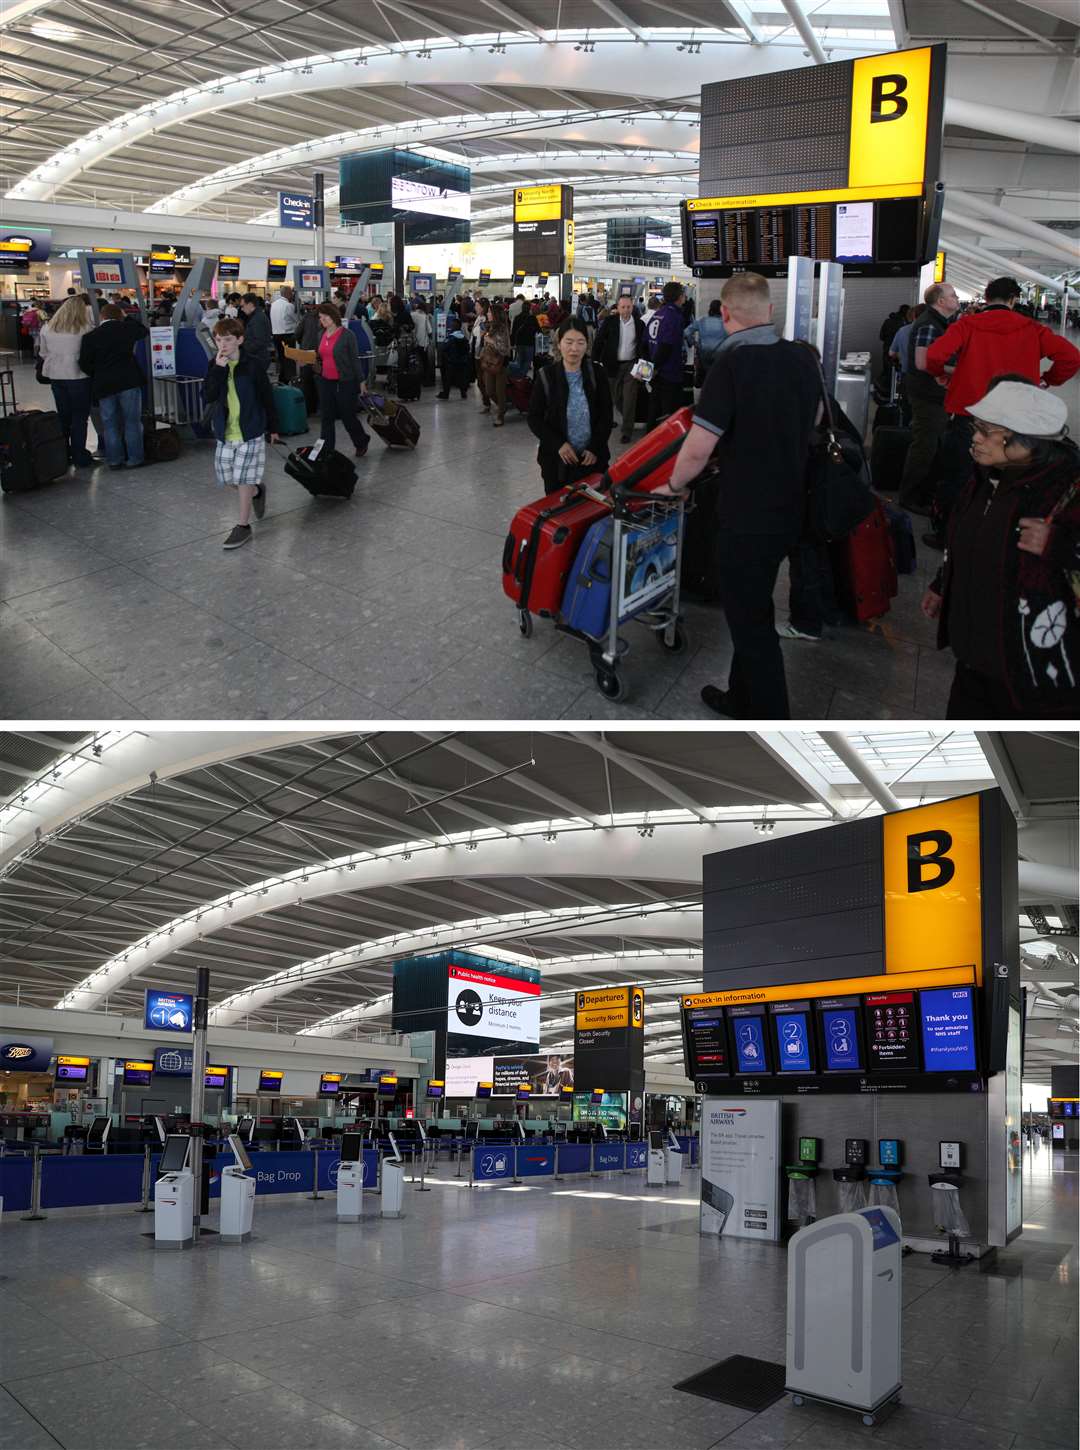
top-left (862, 1414), bottom-right (876, 1427)
top-left (658, 625), bottom-right (687, 655)
top-left (792, 1396), bottom-right (804, 1408)
top-left (595, 669), bottom-right (624, 701)
top-left (518, 610), bottom-right (533, 639)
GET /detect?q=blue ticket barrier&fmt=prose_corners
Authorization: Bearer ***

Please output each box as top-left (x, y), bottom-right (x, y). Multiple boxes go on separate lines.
top-left (514, 1146), bottom-right (555, 1179)
top-left (626, 1143), bottom-right (648, 1170)
top-left (0, 1157), bottom-right (32, 1211)
top-left (42, 1153), bottom-right (146, 1208)
top-left (593, 1142), bottom-right (625, 1173)
top-left (472, 1146), bottom-right (514, 1183)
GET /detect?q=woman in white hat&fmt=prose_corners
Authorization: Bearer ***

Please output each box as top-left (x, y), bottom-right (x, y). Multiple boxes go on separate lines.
top-left (921, 375), bottom-right (1079, 717)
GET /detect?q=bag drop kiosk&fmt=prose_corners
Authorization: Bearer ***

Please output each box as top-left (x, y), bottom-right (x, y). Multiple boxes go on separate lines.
top-left (381, 1134), bottom-right (405, 1218)
top-left (664, 1127), bottom-right (684, 1184)
top-left (219, 1133), bottom-right (256, 1244)
top-left (153, 1134), bottom-right (194, 1250)
top-left (647, 1130), bottom-right (666, 1187)
top-left (337, 1131), bottom-right (365, 1223)
top-left (787, 1206), bottom-right (903, 1426)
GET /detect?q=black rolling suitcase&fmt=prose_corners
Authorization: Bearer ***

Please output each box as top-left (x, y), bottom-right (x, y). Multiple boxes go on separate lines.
top-left (284, 443), bottom-right (357, 498)
top-left (872, 370), bottom-right (903, 430)
top-left (362, 394), bottom-right (420, 449)
top-left (0, 409), bottom-right (68, 492)
top-left (396, 348), bottom-right (424, 402)
top-left (870, 425), bottom-right (912, 492)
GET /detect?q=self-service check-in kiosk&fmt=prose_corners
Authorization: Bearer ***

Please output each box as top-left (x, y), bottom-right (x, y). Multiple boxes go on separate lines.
top-left (647, 1130), bottom-right (666, 1187)
top-left (219, 1133), bottom-right (256, 1244)
top-left (337, 1131), bottom-right (365, 1223)
top-left (664, 1128), bottom-right (684, 1184)
top-left (153, 1134), bottom-right (194, 1249)
top-left (381, 1134), bottom-right (405, 1218)
top-left (787, 1206), bottom-right (902, 1426)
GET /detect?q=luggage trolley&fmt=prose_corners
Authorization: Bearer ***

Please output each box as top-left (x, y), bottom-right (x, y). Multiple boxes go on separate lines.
top-left (563, 482), bottom-right (688, 702)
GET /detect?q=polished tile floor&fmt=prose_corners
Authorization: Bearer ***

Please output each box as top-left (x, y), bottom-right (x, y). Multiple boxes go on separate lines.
top-left (0, 1147), bottom-right (1075, 1450)
top-left (1, 361), bottom-right (957, 721)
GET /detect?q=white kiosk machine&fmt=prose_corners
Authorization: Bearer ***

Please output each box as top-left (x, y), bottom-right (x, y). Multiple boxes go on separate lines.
top-left (381, 1134), bottom-right (405, 1219)
top-left (337, 1132), bottom-right (365, 1223)
top-left (219, 1133), bottom-right (256, 1244)
top-left (787, 1206), bottom-right (903, 1425)
top-left (153, 1134), bottom-right (194, 1249)
top-left (647, 1130), bottom-right (666, 1187)
top-left (664, 1128), bottom-right (684, 1184)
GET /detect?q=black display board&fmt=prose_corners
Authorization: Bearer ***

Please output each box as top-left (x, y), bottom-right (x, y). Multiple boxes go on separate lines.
top-left (573, 986), bottom-right (644, 1094)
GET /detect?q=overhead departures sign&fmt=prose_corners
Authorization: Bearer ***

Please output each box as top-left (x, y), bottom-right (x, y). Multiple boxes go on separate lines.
top-left (574, 986), bottom-right (644, 1092)
top-left (513, 184), bottom-right (573, 277)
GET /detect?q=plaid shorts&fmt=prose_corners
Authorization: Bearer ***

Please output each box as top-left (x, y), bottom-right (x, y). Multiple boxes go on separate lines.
top-left (214, 437), bottom-right (266, 489)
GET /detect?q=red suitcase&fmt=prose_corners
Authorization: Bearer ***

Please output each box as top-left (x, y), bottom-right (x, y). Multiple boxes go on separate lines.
top-left (508, 374), bottom-right (532, 414)
top-left (503, 478), bottom-right (608, 618)
top-left (830, 500), bottom-right (898, 622)
top-left (606, 406), bottom-right (695, 492)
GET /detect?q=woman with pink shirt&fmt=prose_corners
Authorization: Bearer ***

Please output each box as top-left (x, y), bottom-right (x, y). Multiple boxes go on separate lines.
top-left (314, 302), bottom-right (370, 457)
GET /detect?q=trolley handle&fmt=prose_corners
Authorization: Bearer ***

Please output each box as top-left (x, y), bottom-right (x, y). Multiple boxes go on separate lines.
top-left (604, 431), bottom-right (688, 501)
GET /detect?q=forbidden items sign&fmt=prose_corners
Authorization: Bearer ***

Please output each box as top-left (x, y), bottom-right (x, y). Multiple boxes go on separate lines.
top-left (149, 326), bottom-right (176, 377)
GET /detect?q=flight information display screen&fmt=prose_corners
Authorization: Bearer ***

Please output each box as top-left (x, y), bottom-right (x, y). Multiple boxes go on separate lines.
top-left (729, 1007), bottom-right (769, 1074)
top-left (864, 991), bottom-right (919, 1071)
top-left (770, 1004), bottom-right (813, 1073)
top-left (682, 196), bottom-right (921, 275)
top-left (818, 1000), bottom-right (863, 1072)
top-left (919, 986), bottom-right (977, 1071)
top-left (684, 1007), bottom-right (728, 1077)
top-left (123, 1061), bottom-right (153, 1087)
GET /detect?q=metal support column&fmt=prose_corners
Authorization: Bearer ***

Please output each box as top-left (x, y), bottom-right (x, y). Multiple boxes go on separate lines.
top-left (189, 966), bottom-right (209, 1244)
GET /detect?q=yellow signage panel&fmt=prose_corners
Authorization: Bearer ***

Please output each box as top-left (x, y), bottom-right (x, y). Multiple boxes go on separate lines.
top-left (683, 964), bottom-right (975, 1012)
top-left (0, 240), bottom-right (31, 253)
top-left (631, 986), bottom-right (644, 1029)
top-left (564, 218), bottom-right (575, 273)
top-left (848, 46), bottom-right (932, 192)
top-left (883, 794), bottom-right (982, 984)
top-left (934, 250), bottom-right (946, 282)
top-left (687, 182), bottom-right (923, 212)
top-left (576, 986), bottom-right (630, 1032)
top-left (57, 1055), bottom-right (91, 1066)
top-left (515, 184), bottom-right (563, 222)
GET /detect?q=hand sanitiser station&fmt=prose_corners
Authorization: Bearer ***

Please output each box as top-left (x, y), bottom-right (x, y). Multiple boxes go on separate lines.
top-left (786, 1206), bottom-right (902, 1425)
top-left (337, 1132), bottom-right (365, 1223)
top-left (219, 1133), bottom-right (256, 1244)
top-left (153, 1134), bottom-right (194, 1250)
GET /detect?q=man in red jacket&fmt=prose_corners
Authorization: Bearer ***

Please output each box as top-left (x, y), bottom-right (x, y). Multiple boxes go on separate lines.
top-left (923, 275), bottom-right (1079, 547)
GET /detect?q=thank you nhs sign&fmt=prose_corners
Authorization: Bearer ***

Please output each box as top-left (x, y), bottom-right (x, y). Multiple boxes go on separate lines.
top-left (279, 192), bottom-right (314, 229)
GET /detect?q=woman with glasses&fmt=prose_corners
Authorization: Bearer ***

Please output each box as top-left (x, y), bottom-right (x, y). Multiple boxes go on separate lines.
top-left (921, 376), bottom-right (1079, 718)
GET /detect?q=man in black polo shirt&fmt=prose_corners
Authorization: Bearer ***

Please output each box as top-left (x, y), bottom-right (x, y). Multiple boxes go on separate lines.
top-left (661, 270), bottom-right (820, 719)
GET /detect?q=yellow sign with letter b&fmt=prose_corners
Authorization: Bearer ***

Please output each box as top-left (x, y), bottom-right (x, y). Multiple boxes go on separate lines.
top-left (883, 793), bottom-right (982, 984)
top-left (848, 46), bottom-right (932, 192)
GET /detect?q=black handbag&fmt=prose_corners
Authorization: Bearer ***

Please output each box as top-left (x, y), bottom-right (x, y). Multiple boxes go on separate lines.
top-left (804, 353), bottom-right (875, 542)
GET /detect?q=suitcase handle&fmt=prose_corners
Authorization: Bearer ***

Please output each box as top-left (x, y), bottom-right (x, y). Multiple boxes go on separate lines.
top-left (601, 430), bottom-right (687, 498)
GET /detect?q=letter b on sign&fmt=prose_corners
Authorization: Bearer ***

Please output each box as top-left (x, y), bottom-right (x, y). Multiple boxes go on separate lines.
top-left (907, 830), bottom-right (954, 892)
top-left (871, 74), bottom-right (908, 123)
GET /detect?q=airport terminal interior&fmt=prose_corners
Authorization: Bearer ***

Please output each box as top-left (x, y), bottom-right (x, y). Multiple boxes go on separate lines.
top-left (0, 727), bottom-right (1077, 1450)
top-left (1, 0), bottom-right (1078, 720)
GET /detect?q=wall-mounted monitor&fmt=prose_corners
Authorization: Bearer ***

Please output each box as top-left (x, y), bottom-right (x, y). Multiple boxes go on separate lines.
top-left (728, 1006), bottom-right (771, 1075)
top-left (123, 1060), bottom-right (154, 1087)
top-left (516, 1083), bottom-right (532, 1101)
top-left (475, 1082), bottom-right (492, 1099)
top-left (144, 989), bottom-right (193, 1033)
top-left (684, 1005), bottom-right (729, 1079)
top-left (378, 1074), bottom-right (398, 1096)
top-left (258, 1069), bottom-right (284, 1092)
top-left (768, 1001), bottom-right (814, 1074)
top-left (864, 990), bottom-right (919, 1071)
top-left (204, 1066), bottom-right (229, 1090)
top-left (217, 256), bottom-right (241, 279)
top-left (55, 1055), bottom-right (90, 1083)
top-left (318, 1073), bottom-right (343, 1096)
top-left (918, 986), bottom-right (977, 1072)
top-left (817, 998), bottom-right (864, 1073)
top-left (589, 1088), bottom-right (604, 1104)
top-left (267, 258), bottom-right (289, 281)
top-left (426, 1079), bottom-right (445, 1098)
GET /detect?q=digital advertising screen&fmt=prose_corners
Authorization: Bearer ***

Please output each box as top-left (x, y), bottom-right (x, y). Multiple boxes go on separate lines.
top-left (318, 1073), bottom-right (342, 1096)
top-left (818, 999), bottom-right (864, 1072)
top-left (123, 1060), bottom-right (153, 1087)
top-left (258, 1069), bottom-right (284, 1092)
top-left (919, 986), bottom-right (977, 1072)
top-left (835, 201), bottom-right (874, 262)
top-left (55, 1056), bottom-right (89, 1083)
top-left (204, 1066), bottom-right (229, 1090)
top-left (144, 989), bottom-right (193, 1033)
top-left (864, 991), bottom-right (919, 1071)
top-left (445, 962), bottom-right (541, 1058)
top-left (340, 149), bottom-right (470, 243)
top-left (729, 1007), bottom-right (770, 1075)
top-left (1052, 1123), bottom-right (1065, 1140)
top-left (770, 1004), bottom-right (813, 1073)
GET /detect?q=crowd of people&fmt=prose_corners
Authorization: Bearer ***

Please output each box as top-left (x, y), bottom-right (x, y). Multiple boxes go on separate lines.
top-left (24, 268), bottom-right (1080, 718)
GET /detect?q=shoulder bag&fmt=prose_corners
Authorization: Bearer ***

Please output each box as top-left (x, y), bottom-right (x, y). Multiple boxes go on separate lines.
top-left (804, 351), bottom-right (875, 542)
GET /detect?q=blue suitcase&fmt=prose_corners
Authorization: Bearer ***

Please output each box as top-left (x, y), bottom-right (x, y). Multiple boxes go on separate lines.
top-left (559, 517), bottom-right (614, 639)
top-left (273, 384), bottom-right (309, 436)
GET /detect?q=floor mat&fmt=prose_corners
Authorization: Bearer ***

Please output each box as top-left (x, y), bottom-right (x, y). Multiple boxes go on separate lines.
top-left (673, 1354), bottom-right (787, 1412)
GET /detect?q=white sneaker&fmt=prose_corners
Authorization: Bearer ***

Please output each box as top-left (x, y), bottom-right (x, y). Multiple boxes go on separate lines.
top-left (778, 623), bottom-right (821, 641)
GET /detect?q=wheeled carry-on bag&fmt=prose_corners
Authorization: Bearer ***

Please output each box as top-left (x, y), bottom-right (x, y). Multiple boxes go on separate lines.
top-left (883, 501), bottom-right (917, 574)
top-left (830, 500), bottom-right (898, 621)
top-left (395, 349), bottom-right (424, 402)
top-left (870, 425), bottom-right (912, 492)
top-left (272, 384), bottom-right (309, 436)
top-left (872, 370), bottom-right (903, 430)
top-left (284, 443), bottom-right (357, 499)
top-left (0, 409), bottom-right (69, 492)
top-left (362, 394), bottom-right (420, 449)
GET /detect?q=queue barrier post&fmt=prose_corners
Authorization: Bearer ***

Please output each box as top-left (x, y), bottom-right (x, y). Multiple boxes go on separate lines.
top-left (309, 1147), bottom-right (322, 1200)
top-left (590, 1141), bottom-right (598, 1178)
top-left (136, 1144), bottom-right (153, 1213)
top-left (555, 1144), bottom-right (564, 1181)
top-left (415, 1144), bottom-right (430, 1192)
top-left (512, 1145), bottom-right (522, 1185)
top-left (455, 1141), bottom-right (463, 1178)
top-left (21, 1145), bottom-right (46, 1222)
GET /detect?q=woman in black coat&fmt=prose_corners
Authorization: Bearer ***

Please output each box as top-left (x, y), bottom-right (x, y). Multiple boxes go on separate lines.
top-left (527, 317), bottom-right (614, 494)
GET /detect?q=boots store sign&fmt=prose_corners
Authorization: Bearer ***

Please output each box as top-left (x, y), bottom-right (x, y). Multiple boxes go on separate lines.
top-left (1, 1035), bottom-right (54, 1072)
